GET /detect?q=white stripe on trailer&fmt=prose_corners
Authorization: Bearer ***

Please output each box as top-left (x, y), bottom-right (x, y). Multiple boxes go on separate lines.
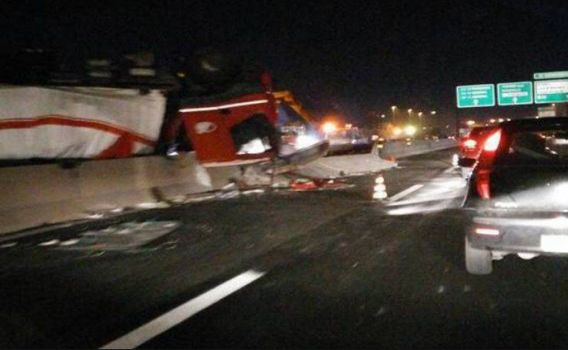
top-left (179, 99), bottom-right (269, 113)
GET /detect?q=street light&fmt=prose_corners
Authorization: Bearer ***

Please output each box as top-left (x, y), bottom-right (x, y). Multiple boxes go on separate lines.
top-left (404, 125), bottom-right (417, 136)
top-left (430, 111), bottom-right (437, 115)
top-left (391, 106), bottom-right (397, 123)
top-left (418, 112), bottom-right (423, 118)
top-left (380, 114), bottom-right (386, 119)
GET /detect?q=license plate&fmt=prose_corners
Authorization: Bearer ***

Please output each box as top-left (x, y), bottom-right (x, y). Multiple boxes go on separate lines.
top-left (541, 235), bottom-right (568, 253)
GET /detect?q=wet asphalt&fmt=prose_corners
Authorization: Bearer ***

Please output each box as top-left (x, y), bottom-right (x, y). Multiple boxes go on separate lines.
top-left (2, 149), bottom-right (568, 348)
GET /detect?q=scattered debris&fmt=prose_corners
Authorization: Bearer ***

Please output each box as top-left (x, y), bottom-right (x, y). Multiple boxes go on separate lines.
top-left (169, 196), bottom-right (187, 204)
top-left (136, 202), bottom-right (170, 209)
top-left (239, 166), bottom-right (273, 188)
top-left (289, 177), bottom-right (353, 192)
top-left (222, 182), bottom-right (238, 191)
top-left (84, 205), bottom-right (125, 219)
top-left (352, 262), bottom-right (359, 268)
top-left (463, 285), bottom-right (472, 293)
top-left (271, 176), bottom-right (292, 189)
top-left (58, 220), bottom-right (181, 251)
top-left (242, 189), bottom-right (266, 196)
top-left (290, 178), bottom-right (318, 191)
top-left (85, 213), bottom-right (105, 219)
top-left (216, 190), bottom-right (240, 200)
top-left (184, 193), bottom-right (217, 203)
top-left (437, 285), bottom-right (446, 294)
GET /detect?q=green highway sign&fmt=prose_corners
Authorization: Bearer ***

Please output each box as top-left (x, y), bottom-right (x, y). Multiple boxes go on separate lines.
top-left (497, 81), bottom-right (533, 106)
top-left (456, 84), bottom-right (495, 108)
top-left (534, 71), bottom-right (568, 80)
top-left (534, 79), bottom-right (568, 104)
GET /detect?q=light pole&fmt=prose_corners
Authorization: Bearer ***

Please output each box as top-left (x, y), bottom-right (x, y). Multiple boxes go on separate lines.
top-left (391, 106), bottom-right (397, 124)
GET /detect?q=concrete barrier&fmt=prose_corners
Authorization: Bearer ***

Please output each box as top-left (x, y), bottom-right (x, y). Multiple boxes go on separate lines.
top-left (379, 139), bottom-right (457, 159)
top-left (296, 148), bottom-right (396, 178)
top-left (0, 153), bottom-right (218, 235)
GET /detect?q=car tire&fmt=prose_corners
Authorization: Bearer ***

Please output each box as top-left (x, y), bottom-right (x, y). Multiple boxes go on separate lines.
top-left (465, 237), bottom-right (493, 275)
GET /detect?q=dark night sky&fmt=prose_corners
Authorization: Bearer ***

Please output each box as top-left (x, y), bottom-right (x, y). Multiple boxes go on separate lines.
top-left (2, 0), bottom-right (568, 123)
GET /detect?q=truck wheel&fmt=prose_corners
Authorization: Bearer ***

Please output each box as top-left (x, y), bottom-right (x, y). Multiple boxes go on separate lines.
top-left (465, 237), bottom-right (493, 275)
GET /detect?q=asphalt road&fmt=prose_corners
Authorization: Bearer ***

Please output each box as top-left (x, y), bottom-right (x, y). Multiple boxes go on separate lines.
top-left (3, 149), bottom-right (568, 348)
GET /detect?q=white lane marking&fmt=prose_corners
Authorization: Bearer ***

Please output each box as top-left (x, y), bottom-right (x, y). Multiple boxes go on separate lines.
top-left (38, 239), bottom-right (60, 247)
top-left (443, 167), bottom-right (455, 174)
top-left (386, 194), bottom-right (464, 207)
top-left (60, 239), bottom-right (80, 246)
top-left (388, 184), bottom-right (424, 203)
top-left (100, 269), bottom-right (266, 349)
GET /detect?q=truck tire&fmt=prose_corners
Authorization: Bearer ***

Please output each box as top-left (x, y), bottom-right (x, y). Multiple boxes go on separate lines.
top-left (465, 237), bottom-right (492, 275)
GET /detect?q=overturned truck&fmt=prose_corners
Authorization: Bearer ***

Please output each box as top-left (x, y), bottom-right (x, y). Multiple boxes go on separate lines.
top-left (0, 49), bottom-right (328, 169)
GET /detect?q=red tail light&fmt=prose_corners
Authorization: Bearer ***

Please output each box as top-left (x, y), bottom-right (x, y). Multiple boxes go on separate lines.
top-left (476, 129), bottom-right (502, 199)
top-left (476, 169), bottom-right (491, 199)
top-left (483, 129), bottom-right (502, 152)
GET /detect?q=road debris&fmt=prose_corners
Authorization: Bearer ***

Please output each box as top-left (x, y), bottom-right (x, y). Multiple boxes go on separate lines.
top-left (58, 220), bottom-right (181, 251)
top-left (216, 189), bottom-right (240, 200)
top-left (184, 193), bottom-right (217, 203)
top-left (242, 189), bottom-right (266, 196)
top-left (289, 177), bottom-right (354, 191)
top-left (136, 202), bottom-right (170, 209)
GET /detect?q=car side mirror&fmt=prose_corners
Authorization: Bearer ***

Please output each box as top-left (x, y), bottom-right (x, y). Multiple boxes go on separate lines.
top-left (458, 157), bottom-right (476, 167)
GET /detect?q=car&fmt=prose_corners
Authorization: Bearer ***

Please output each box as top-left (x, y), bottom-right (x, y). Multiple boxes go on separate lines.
top-left (462, 117), bottom-right (568, 274)
top-left (458, 126), bottom-right (497, 178)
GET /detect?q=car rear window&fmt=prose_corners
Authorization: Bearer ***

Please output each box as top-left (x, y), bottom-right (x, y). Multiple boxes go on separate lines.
top-left (469, 127), bottom-right (495, 139)
top-left (497, 129), bottom-right (568, 165)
